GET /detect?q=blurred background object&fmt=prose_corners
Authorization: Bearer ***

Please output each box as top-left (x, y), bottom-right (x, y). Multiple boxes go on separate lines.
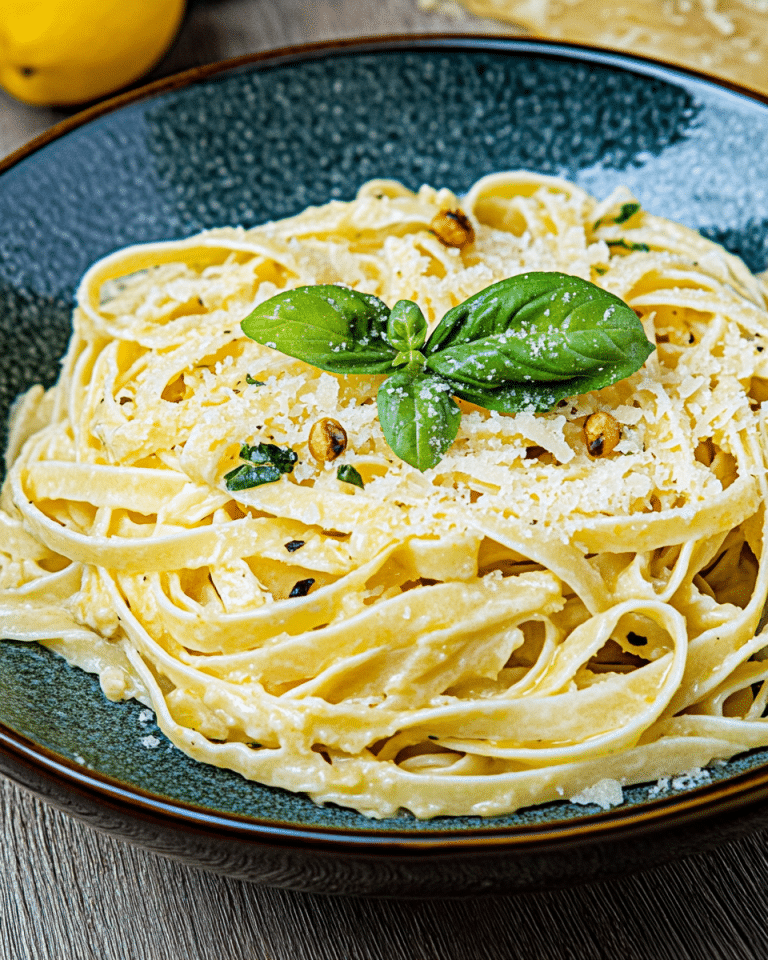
top-left (0, 0), bottom-right (505, 158)
top-left (422, 0), bottom-right (768, 95)
top-left (3, 0), bottom-right (765, 163)
top-left (0, 0), bottom-right (186, 105)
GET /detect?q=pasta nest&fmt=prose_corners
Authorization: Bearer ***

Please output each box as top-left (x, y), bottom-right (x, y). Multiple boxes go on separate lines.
top-left (3, 171), bottom-right (768, 818)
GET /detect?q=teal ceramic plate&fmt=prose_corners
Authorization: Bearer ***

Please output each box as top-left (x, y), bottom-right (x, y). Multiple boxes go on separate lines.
top-left (2, 37), bottom-right (768, 896)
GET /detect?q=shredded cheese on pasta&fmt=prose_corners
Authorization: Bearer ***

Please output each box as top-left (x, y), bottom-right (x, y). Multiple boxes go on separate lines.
top-left (3, 171), bottom-right (768, 819)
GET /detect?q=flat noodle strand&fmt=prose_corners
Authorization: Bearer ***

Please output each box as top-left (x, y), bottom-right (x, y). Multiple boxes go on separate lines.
top-left (2, 172), bottom-right (768, 817)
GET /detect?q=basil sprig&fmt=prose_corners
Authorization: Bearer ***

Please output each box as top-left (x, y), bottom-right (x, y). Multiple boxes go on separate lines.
top-left (241, 273), bottom-right (654, 471)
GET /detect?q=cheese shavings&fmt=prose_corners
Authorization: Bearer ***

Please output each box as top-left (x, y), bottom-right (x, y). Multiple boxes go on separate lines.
top-left (3, 170), bottom-right (768, 819)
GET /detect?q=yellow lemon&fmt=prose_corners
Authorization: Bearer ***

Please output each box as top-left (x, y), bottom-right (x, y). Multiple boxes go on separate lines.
top-left (0, 0), bottom-right (186, 106)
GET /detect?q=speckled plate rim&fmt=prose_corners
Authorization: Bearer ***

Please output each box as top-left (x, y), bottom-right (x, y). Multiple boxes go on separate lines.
top-left (2, 32), bottom-right (767, 179)
top-left (6, 718), bottom-right (768, 853)
top-left (3, 34), bottom-right (768, 857)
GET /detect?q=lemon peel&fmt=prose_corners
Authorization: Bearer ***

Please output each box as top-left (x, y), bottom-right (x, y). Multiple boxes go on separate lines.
top-left (0, 0), bottom-right (186, 106)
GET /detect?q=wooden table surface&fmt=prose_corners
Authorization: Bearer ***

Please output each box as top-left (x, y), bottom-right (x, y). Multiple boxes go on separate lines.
top-left (3, 2), bottom-right (768, 957)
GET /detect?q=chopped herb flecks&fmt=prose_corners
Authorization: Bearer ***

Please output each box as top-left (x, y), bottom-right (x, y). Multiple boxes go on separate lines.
top-left (240, 442), bottom-right (297, 472)
top-left (337, 464), bottom-right (364, 488)
top-left (592, 200), bottom-right (640, 230)
top-left (613, 202), bottom-right (641, 224)
top-left (224, 462), bottom-right (282, 490)
top-left (245, 374), bottom-right (265, 385)
top-left (225, 442), bottom-right (297, 490)
top-left (595, 202), bottom-right (641, 229)
top-left (289, 577), bottom-right (315, 598)
top-left (607, 239), bottom-right (650, 253)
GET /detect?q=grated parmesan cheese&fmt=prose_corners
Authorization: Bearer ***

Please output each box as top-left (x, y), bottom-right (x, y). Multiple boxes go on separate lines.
top-left (3, 171), bottom-right (768, 819)
top-left (571, 778), bottom-right (625, 810)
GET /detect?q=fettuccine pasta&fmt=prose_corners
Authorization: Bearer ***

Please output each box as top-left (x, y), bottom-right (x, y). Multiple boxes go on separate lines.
top-left (3, 171), bottom-right (768, 818)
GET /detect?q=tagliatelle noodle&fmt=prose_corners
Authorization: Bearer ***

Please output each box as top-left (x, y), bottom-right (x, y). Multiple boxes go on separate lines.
top-left (3, 171), bottom-right (768, 818)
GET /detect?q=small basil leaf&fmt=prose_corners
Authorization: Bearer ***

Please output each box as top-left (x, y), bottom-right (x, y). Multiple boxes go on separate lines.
top-left (337, 464), bottom-right (365, 488)
top-left (225, 463), bottom-right (283, 490)
top-left (241, 285), bottom-right (396, 374)
top-left (226, 442), bottom-right (298, 489)
top-left (424, 272), bottom-right (653, 405)
top-left (241, 442), bottom-right (298, 473)
top-left (392, 349), bottom-right (427, 370)
top-left (377, 369), bottom-right (461, 471)
top-left (386, 299), bottom-right (428, 352)
top-left (240, 442), bottom-right (270, 463)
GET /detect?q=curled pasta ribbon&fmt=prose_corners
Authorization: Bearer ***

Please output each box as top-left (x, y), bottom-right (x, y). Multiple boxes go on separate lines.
top-left (3, 171), bottom-right (768, 818)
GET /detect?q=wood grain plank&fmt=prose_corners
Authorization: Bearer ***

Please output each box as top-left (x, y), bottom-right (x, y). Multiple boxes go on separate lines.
top-left (5, 776), bottom-right (768, 960)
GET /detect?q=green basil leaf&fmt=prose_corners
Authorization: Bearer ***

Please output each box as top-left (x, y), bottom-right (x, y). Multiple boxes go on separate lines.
top-left (377, 369), bottom-right (461, 471)
top-left (445, 376), bottom-right (595, 415)
top-left (226, 442), bottom-right (298, 489)
top-left (386, 299), bottom-right (428, 352)
top-left (241, 285), bottom-right (396, 374)
top-left (337, 464), bottom-right (365, 488)
top-left (424, 272), bottom-right (653, 410)
top-left (241, 442), bottom-right (298, 474)
top-left (225, 463), bottom-right (283, 490)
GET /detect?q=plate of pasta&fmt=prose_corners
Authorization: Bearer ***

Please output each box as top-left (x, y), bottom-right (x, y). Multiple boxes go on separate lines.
top-left (2, 36), bottom-right (768, 896)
